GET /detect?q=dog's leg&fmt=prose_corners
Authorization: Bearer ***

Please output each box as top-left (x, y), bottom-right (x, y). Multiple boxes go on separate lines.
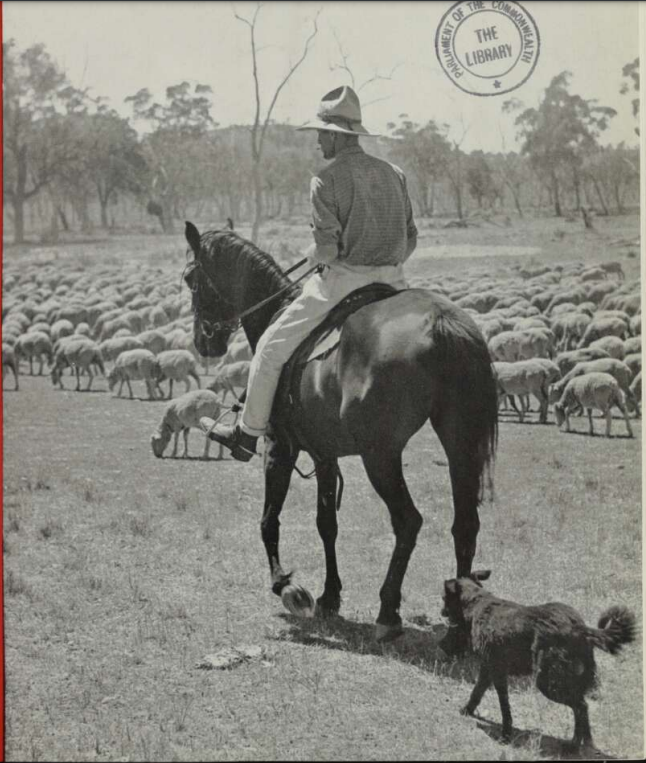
top-left (493, 671), bottom-right (513, 743)
top-left (462, 663), bottom-right (492, 716)
top-left (572, 701), bottom-right (593, 748)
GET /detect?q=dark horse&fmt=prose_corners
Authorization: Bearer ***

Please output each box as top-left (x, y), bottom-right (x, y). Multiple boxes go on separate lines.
top-left (184, 222), bottom-right (498, 642)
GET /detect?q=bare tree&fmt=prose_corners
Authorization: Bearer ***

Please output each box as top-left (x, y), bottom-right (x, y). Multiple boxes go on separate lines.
top-left (328, 29), bottom-right (400, 110)
top-left (234, 3), bottom-right (320, 243)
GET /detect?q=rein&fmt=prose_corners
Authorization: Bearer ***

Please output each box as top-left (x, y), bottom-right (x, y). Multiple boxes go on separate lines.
top-left (195, 256), bottom-right (321, 337)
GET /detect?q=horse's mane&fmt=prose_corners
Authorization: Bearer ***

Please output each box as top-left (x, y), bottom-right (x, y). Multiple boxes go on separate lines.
top-left (196, 230), bottom-right (301, 307)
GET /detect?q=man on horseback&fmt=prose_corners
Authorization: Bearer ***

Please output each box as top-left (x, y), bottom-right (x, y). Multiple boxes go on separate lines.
top-left (201, 85), bottom-right (418, 461)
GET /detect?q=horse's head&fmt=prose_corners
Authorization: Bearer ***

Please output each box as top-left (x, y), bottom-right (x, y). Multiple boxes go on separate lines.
top-left (184, 221), bottom-right (237, 358)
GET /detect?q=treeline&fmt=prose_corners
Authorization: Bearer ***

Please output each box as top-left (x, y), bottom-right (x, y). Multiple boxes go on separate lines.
top-left (2, 40), bottom-right (640, 244)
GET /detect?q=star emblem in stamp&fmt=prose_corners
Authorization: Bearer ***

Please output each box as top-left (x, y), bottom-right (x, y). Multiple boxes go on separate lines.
top-left (435, 1), bottom-right (540, 97)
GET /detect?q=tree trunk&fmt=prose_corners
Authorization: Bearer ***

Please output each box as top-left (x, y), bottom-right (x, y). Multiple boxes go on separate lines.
top-left (251, 159), bottom-right (263, 244)
top-left (591, 177), bottom-right (609, 216)
top-left (510, 186), bottom-right (524, 218)
top-left (12, 198), bottom-right (25, 244)
top-left (552, 173), bottom-right (562, 217)
top-left (100, 199), bottom-right (109, 229)
top-left (57, 205), bottom-right (70, 232)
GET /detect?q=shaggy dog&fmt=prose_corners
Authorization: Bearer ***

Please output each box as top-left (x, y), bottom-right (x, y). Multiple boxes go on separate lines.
top-left (441, 571), bottom-right (636, 749)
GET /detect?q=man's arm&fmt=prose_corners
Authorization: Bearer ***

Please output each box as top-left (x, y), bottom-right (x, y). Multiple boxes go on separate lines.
top-left (309, 174), bottom-right (341, 265)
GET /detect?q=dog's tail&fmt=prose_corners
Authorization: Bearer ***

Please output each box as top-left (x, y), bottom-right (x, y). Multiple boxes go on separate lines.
top-left (587, 606), bottom-right (637, 655)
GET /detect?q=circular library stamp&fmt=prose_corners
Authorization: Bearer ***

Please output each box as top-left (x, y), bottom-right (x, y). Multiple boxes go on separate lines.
top-left (435, 1), bottom-right (540, 97)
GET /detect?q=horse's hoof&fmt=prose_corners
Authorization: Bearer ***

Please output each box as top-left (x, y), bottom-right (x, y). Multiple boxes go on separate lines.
top-left (314, 598), bottom-right (341, 619)
top-left (375, 623), bottom-right (404, 643)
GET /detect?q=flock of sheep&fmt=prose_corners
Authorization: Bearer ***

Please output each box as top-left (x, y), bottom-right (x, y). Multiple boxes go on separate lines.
top-left (414, 258), bottom-right (641, 438)
top-left (2, 259), bottom-right (251, 459)
top-left (2, 254), bottom-right (641, 457)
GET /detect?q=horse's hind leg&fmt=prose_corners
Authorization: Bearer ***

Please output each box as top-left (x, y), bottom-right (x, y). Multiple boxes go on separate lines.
top-left (314, 459), bottom-right (342, 616)
top-left (362, 452), bottom-right (423, 641)
top-left (432, 415), bottom-right (482, 578)
top-left (261, 436), bottom-right (299, 596)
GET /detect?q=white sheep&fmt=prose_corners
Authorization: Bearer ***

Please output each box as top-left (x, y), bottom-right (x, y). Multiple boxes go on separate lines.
top-left (150, 389), bottom-right (225, 459)
top-left (15, 331), bottom-right (53, 375)
top-left (548, 357), bottom-right (639, 417)
top-left (555, 347), bottom-right (611, 375)
top-left (207, 360), bottom-right (250, 403)
top-left (137, 329), bottom-right (167, 355)
top-left (107, 349), bottom-right (163, 400)
top-left (578, 316), bottom-right (628, 348)
top-left (588, 335), bottom-right (625, 360)
top-left (493, 360), bottom-right (550, 424)
top-left (2, 344), bottom-right (19, 390)
top-left (99, 336), bottom-right (145, 363)
top-left (623, 336), bottom-right (641, 356)
top-left (629, 371), bottom-right (641, 406)
top-left (153, 349), bottom-right (201, 399)
top-left (51, 338), bottom-right (105, 391)
top-left (554, 372), bottom-right (633, 438)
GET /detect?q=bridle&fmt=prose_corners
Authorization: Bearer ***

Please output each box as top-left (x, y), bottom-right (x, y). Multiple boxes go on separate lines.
top-left (190, 255), bottom-right (322, 338)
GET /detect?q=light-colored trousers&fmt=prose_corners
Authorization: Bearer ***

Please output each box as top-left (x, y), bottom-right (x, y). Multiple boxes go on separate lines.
top-left (240, 261), bottom-right (408, 436)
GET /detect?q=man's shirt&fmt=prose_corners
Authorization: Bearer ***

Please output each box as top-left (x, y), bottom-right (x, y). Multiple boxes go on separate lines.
top-left (310, 145), bottom-right (418, 267)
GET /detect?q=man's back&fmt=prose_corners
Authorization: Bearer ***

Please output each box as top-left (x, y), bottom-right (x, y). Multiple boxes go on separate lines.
top-left (312, 145), bottom-right (417, 268)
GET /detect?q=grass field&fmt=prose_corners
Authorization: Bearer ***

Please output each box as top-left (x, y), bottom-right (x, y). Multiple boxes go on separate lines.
top-left (2, 213), bottom-right (643, 761)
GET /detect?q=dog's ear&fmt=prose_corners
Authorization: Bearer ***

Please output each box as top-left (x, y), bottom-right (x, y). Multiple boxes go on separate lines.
top-left (444, 579), bottom-right (460, 596)
top-left (471, 569), bottom-right (491, 582)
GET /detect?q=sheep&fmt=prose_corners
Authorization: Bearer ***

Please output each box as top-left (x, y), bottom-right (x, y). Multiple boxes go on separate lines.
top-left (207, 360), bottom-right (250, 403)
top-left (629, 371), bottom-right (641, 406)
top-left (554, 373), bottom-right (633, 438)
top-left (51, 338), bottom-right (105, 391)
top-left (107, 349), bottom-right (163, 400)
top-left (2, 344), bottom-right (19, 390)
top-left (623, 336), bottom-right (641, 356)
top-left (580, 266), bottom-right (607, 282)
top-left (488, 331), bottom-right (522, 362)
top-left (599, 261), bottom-right (625, 281)
top-left (623, 353), bottom-right (641, 381)
top-left (493, 360), bottom-right (550, 424)
top-left (548, 358), bottom-right (639, 417)
top-left (14, 331), bottom-right (53, 375)
top-left (588, 336), bottom-right (625, 360)
top-left (74, 322), bottom-right (91, 337)
top-left (150, 389), bottom-right (225, 460)
top-left (578, 316), bottom-right (628, 348)
top-left (137, 329), bottom-right (167, 355)
top-left (629, 313), bottom-right (641, 337)
top-left (153, 349), bottom-right (201, 399)
top-left (555, 347), bottom-right (611, 375)
top-left (551, 313), bottom-right (591, 351)
top-left (99, 336), bottom-right (145, 363)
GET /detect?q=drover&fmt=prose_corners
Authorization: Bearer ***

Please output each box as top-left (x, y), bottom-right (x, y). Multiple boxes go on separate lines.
top-left (200, 85), bottom-right (419, 462)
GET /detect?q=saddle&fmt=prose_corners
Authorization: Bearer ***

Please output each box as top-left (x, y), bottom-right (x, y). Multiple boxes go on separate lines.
top-left (272, 283), bottom-right (400, 460)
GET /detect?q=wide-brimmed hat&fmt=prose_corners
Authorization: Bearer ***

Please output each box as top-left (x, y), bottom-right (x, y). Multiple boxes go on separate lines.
top-left (296, 85), bottom-right (379, 137)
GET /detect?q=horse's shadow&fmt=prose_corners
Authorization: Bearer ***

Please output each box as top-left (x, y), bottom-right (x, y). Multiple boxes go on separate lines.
top-left (272, 611), bottom-right (480, 683)
top-left (273, 613), bottom-right (616, 759)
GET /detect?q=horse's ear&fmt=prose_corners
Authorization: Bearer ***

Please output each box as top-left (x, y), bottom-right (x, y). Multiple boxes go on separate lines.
top-left (185, 221), bottom-right (202, 258)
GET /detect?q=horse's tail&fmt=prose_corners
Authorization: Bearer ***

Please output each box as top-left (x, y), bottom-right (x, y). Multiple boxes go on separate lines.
top-left (431, 309), bottom-right (499, 503)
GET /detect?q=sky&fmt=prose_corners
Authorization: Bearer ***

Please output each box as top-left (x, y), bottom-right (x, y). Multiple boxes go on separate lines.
top-left (3, 1), bottom-right (642, 153)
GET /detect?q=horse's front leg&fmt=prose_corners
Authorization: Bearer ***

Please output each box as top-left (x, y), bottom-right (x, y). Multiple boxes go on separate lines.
top-left (261, 435), bottom-right (299, 596)
top-left (362, 452), bottom-right (423, 642)
top-left (314, 459), bottom-right (342, 617)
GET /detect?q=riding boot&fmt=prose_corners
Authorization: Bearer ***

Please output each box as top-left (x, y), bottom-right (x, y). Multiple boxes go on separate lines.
top-left (199, 418), bottom-right (257, 462)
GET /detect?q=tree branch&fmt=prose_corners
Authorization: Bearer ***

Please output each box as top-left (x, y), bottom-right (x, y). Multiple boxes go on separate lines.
top-left (259, 8), bottom-right (320, 155)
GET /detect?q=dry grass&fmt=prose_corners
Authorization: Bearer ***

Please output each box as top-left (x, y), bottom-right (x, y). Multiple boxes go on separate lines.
top-left (2, 216), bottom-right (643, 761)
